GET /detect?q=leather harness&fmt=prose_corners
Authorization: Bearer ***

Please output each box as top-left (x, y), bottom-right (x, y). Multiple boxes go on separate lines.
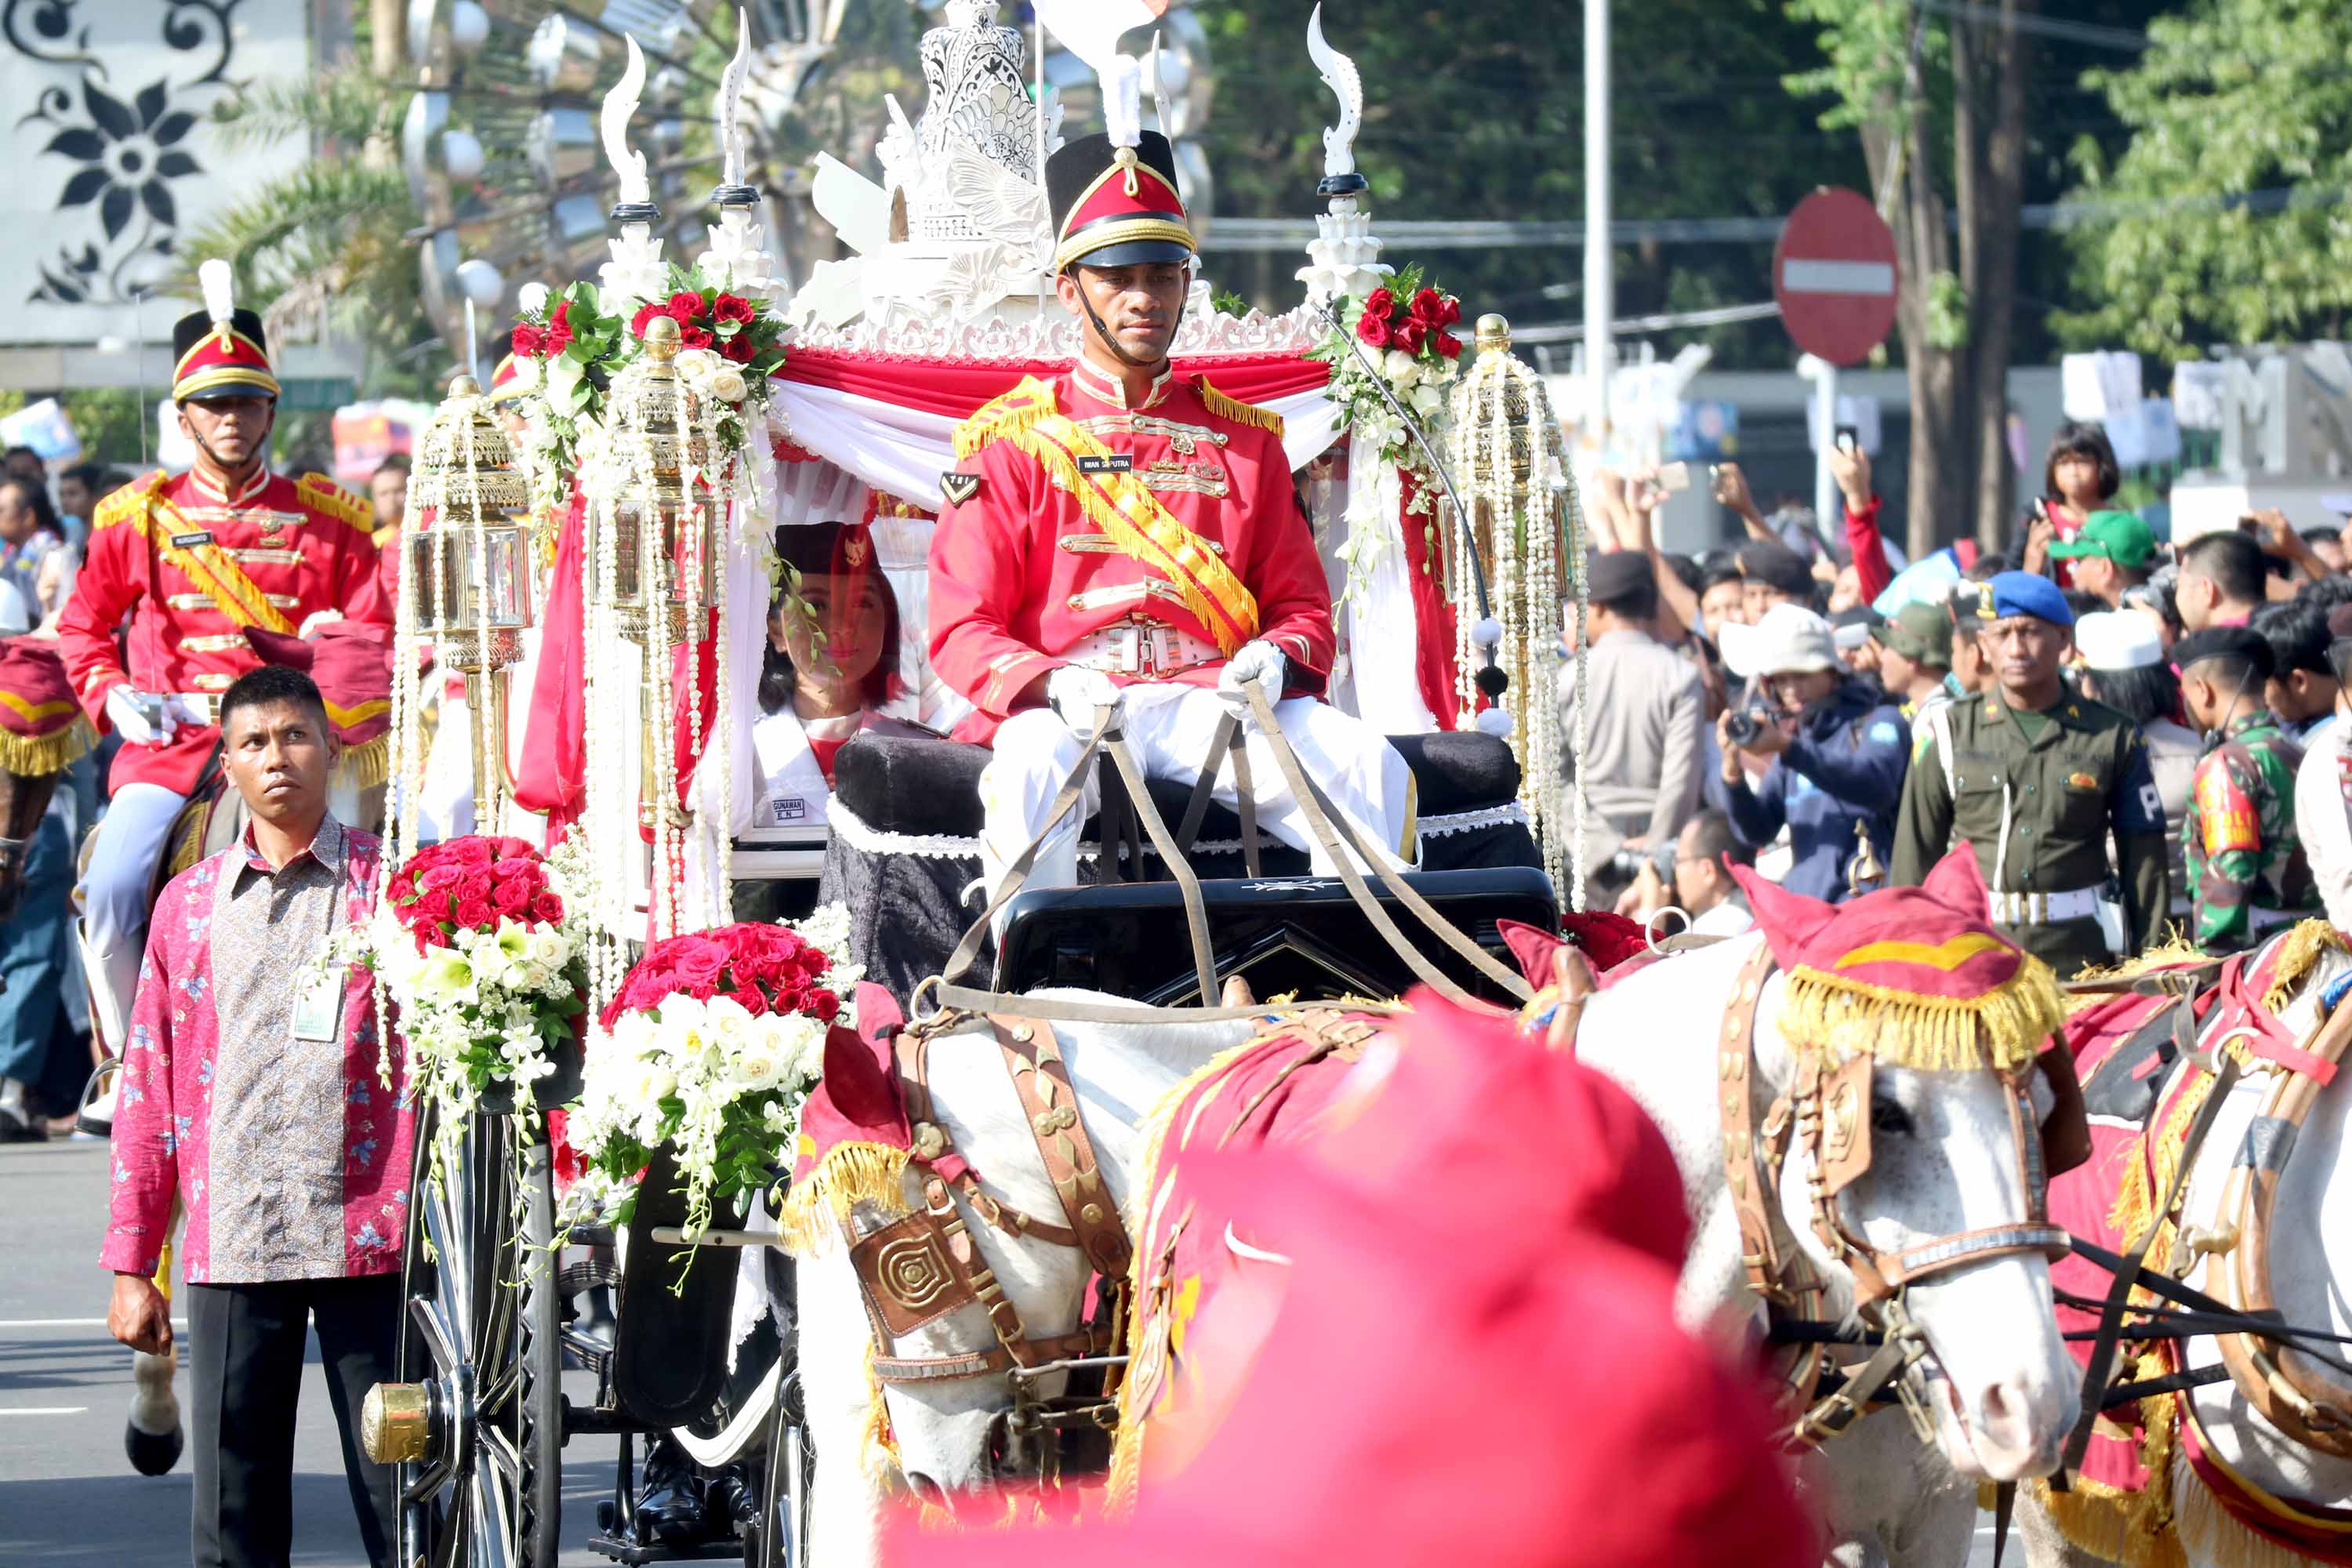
top-left (1716, 942), bottom-right (2078, 1446)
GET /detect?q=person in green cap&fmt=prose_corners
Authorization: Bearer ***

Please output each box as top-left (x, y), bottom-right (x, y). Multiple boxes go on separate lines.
top-left (1890, 571), bottom-right (2170, 977)
top-left (1869, 601), bottom-right (1955, 724)
top-left (2172, 626), bottom-right (2320, 951)
top-left (2046, 509), bottom-right (2157, 607)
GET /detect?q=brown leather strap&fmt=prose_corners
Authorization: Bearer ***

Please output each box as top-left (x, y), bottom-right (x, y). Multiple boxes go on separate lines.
top-left (1719, 942), bottom-right (1789, 1302)
top-left (989, 1013), bottom-right (1133, 1279)
top-left (872, 1329), bottom-right (1106, 1384)
top-left (895, 1025), bottom-right (1083, 1248)
top-left (1215, 1008), bottom-right (1377, 1147)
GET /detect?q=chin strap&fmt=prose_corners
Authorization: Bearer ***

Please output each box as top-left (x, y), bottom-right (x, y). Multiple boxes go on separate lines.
top-left (1073, 274), bottom-right (1170, 371)
top-left (183, 402), bottom-right (274, 492)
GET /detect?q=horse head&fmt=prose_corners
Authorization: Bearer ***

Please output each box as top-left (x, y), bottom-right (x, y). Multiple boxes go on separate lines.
top-left (0, 763), bottom-right (60, 921)
top-left (790, 991), bottom-right (1257, 1515)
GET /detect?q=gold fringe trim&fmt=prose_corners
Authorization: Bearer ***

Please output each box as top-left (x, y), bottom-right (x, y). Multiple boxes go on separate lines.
top-left (2170, 1448), bottom-right (2352, 1568)
top-left (2027, 1472), bottom-right (2188, 1568)
top-left (0, 715), bottom-right (95, 775)
top-left (2066, 939), bottom-right (2210, 1015)
top-left (860, 1335), bottom-right (906, 1488)
top-left (2263, 919), bottom-right (2346, 1014)
top-left (2105, 1033), bottom-right (2252, 1269)
top-left (775, 1142), bottom-right (913, 1258)
top-left (336, 733), bottom-right (388, 791)
top-left (296, 472), bottom-right (372, 536)
top-left (1778, 956), bottom-right (2064, 1073)
top-left (953, 376), bottom-right (1059, 460)
top-left (1194, 378), bottom-right (1285, 438)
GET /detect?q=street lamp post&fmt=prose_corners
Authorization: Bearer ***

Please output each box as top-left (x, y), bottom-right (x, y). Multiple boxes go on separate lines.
top-left (1583, 0), bottom-right (1610, 445)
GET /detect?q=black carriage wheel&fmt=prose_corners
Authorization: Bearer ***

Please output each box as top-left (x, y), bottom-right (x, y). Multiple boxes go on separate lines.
top-left (751, 1367), bottom-right (813, 1568)
top-left (390, 1102), bottom-right (564, 1568)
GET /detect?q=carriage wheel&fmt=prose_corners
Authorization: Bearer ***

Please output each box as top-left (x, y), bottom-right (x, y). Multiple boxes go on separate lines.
top-left (751, 1367), bottom-right (814, 1568)
top-left (365, 1102), bottom-right (564, 1567)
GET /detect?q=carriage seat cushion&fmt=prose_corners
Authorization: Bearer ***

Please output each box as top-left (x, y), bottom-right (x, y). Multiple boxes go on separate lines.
top-left (831, 727), bottom-right (1523, 842)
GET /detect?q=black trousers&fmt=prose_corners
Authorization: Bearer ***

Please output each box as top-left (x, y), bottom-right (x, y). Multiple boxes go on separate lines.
top-left (187, 1275), bottom-right (400, 1568)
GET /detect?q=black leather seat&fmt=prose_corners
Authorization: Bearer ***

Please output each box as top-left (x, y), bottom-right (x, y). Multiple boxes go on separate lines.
top-left (829, 728), bottom-right (1526, 844)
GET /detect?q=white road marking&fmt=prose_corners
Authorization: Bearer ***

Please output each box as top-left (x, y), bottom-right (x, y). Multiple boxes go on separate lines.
top-left (0, 1317), bottom-right (188, 1329)
top-left (1781, 258), bottom-right (1896, 295)
top-left (1, 1406), bottom-right (90, 1415)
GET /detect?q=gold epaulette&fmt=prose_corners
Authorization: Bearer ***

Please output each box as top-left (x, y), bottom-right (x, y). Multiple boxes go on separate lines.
top-left (1194, 377), bottom-right (1284, 439)
top-left (91, 471), bottom-right (165, 531)
top-left (953, 376), bottom-right (1061, 460)
top-left (296, 472), bottom-right (371, 535)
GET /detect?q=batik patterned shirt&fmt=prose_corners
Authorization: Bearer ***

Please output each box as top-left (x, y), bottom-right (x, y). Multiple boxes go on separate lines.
top-left (100, 817), bottom-right (412, 1283)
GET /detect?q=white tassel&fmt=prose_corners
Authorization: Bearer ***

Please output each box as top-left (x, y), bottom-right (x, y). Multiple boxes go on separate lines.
top-left (1101, 55), bottom-right (1143, 151)
top-left (198, 258), bottom-right (235, 346)
top-left (1475, 706), bottom-right (1514, 738)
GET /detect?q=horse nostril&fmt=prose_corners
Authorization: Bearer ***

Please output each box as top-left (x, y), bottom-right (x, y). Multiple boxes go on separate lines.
top-left (906, 1472), bottom-right (951, 1512)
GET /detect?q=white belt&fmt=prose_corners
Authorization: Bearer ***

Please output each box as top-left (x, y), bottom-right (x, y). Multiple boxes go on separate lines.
top-left (1063, 622), bottom-right (1218, 678)
top-left (1990, 887), bottom-right (2102, 925)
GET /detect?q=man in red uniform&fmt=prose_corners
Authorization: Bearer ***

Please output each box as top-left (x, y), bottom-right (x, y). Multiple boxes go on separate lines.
top-left (931, 127), bottom-right (1411, 903)
top-left (56, 264), bottom-right (386, 1049)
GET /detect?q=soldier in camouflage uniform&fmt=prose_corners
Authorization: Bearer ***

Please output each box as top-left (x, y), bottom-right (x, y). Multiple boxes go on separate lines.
top-left (2173, 626), bottom-right (2320, 951)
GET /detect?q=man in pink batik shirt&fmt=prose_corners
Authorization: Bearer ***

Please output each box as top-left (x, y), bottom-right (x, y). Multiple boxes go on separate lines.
top-left (101, 661), bottom-right (412, 1568)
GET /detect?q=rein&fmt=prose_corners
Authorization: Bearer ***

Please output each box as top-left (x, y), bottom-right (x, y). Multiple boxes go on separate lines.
top-left (1719, 942), bottom-right (2073, 1450)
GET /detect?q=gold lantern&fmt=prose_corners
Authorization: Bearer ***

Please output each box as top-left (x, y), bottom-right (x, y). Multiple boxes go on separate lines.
top-left (586, 314), bottom-right (720, 644)
top-left (1446, 313), bottom-right (1588, 909)
top-left (399, 372), bottom-right (539, 833)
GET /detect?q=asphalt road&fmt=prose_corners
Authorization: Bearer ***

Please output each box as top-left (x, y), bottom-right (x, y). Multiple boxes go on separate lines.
top-left (2, 1134), bottom-right (2020, 1566)
top-left (0, 1135), bottom-right (626, 1566)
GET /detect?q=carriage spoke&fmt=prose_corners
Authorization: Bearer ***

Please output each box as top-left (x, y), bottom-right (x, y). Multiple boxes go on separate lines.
top-left (403, 1451), bottom-right (455, 1507)
top-left (472, 1448), bottom-right (516, 1568)
top-left (480, 1421), bottom-right (523, 1490)
top-left (408, 1296), bottom-right (458, 1379)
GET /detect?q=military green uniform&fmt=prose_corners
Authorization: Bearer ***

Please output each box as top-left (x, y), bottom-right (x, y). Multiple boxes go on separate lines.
top-left (1890, 690), bottom-right (2170, 978)
top-left (2180, 710), bottom-right (2319, 951)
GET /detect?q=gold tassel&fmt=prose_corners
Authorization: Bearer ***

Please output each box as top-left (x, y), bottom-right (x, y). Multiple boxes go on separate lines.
top-left (2263, 919), bottom-right (2345, 1013)
top-left (953, 376), bottom-right (1059, 460)
top-left (1195, 379), bottom-right (1286, 439)
top-left (336, 734), bottom-right (389, 791)
top-left (2027, 1474), bottom-right (2187, 1568)
top-left (0, 716), bottom-right (95, 776)
top-left (2170, 1461), bottom-right (2342, 1568)
top-left (1777, 956), bottom-right (2064, 1073)
top-left (296, 473), bottom-right (372, 535)
top-left (775, 1142), bottom-right (913, 1257)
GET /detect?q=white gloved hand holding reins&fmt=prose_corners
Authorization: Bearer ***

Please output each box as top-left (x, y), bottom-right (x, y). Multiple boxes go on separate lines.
top-left (1047, 665), bottom-right (1122, 742)
top-left (1216, 640), bottom-right (1288, 720)
top-left (104, 686), bottom-right (174, 747)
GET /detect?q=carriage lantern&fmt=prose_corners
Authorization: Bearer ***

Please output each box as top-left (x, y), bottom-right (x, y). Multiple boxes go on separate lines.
top-left (397, 372), bottom-right (539, 833)
top-left (585, 314), bottom-right (720, 644)
top-left (1446, 313), bottom-right (1588, 908)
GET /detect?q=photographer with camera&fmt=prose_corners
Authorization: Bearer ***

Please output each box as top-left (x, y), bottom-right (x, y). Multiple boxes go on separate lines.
top-left (1704, 602), bottom-right (1910, 903)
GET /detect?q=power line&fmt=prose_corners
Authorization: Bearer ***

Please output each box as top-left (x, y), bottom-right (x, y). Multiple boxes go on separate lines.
top-left (1914, 0), bottom-right (2153, 53)
top-left (1504, 301), bottom-right (1785, 345)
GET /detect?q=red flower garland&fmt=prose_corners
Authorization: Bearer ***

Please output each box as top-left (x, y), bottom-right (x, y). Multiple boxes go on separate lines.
top-left (386, 835), bottom-right (564, 951)
top-left (600, 921), bottom-right (841, 1030)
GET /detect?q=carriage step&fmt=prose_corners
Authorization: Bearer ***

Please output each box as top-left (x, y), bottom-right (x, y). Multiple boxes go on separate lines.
top-left (561, 1259), bottom-right (621, 1294)
top-left (558, 1397), bottom-right (660, 1439)
top-left (582, 1532), bottom-right (746, 1563)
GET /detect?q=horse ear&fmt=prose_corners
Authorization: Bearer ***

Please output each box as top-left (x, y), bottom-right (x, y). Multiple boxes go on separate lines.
top-left (819, 1018), bottom-right (904, 1135)
top-left (1730, 863), bottom-right (1837, 968)
top-left (1922, 845), bottom-right (1993, 922)
top-left (1497, 918), bottom-right (1567, 989)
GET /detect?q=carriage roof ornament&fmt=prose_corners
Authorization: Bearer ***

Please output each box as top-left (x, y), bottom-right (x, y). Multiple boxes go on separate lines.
top-left (1298, 5), bottom-right (1388, 309)
top-left (702, 9), bottom-right (786, 302)
top-left (597, 34), bottom-right (670, 309)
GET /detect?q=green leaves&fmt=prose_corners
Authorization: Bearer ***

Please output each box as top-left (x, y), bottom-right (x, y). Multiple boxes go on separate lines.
top-left (2057, 0), bottom-right (2352, 354)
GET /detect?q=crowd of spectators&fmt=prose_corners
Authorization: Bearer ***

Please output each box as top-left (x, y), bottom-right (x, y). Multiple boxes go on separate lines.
top-left (1564, 419), bottom-right (2352, 971)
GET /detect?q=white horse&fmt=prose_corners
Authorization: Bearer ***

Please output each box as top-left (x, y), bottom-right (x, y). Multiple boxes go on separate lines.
top-left (2021, 934), bottom-right (2352, 1568)
top-left (796, 992), bottom-right (1258, 1568)
top-left (1577, 930), bottom-right (2080, 1567)
top-left (793, 921), bottom-right (2080, 1568)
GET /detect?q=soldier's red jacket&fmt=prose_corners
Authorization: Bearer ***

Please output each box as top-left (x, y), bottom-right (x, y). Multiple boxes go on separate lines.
top-left (56, 467), bottom-right (389, 795)
top-left (928, 360), bottom-right (1332, 744)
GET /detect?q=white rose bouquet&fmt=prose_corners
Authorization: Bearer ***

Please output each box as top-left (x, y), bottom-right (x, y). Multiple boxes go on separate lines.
top-left (566, 909), bottom-right (861, 1248)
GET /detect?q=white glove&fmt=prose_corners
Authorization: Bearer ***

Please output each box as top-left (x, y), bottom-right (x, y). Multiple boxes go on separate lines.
top-left (1047, 666), bottom-right (1122, 741)
top-left (105, 686), bottom-right (173, 746)
top-left (1216, 640), bottom-right (1288, 717)
top-left (162, 693), bottom-right (212, 727)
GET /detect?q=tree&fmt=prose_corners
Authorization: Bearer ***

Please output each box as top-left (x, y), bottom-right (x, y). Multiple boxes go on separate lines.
top-left (2056, 0), bottom-right (2352, 354)
top-left (1784, 0), bottom-right (2034, 558)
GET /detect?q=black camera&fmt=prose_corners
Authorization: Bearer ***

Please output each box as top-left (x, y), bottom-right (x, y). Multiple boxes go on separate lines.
top-left (1723, 706), bottom-right (1773, 746)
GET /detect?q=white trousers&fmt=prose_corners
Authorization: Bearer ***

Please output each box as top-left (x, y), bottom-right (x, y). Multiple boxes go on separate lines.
top-left (976, 684), bottom-right (1414, 902)
top-left (78, 780), bottom-right (188, 1053)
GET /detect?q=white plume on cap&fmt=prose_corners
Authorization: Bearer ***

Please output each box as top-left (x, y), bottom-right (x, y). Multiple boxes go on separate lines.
top-left (517, 281), bottom-right (550, 315)
top-left (198, 257), bottom-right (235, 328)
top-left (1101, 54), bottom-right (1144, 151)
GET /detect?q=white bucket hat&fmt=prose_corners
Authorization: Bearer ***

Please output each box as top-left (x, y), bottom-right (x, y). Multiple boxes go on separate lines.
top-left (1718, 602), bottom-right (1838, 680)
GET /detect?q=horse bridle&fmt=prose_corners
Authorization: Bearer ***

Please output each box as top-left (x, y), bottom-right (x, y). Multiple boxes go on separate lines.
top-left (837, 1008), bottom-right (1136, 1480)
top-left (1717, 943), bottom-right (2075, 1446)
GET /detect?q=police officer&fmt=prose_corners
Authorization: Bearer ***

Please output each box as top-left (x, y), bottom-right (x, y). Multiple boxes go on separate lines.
top-left (2172, 626), bottom-right (2319, 951)
top-left (1890, 572), bottom-right (2168, 977)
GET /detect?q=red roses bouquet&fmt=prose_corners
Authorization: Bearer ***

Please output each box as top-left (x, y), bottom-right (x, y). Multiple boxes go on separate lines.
top-left (570, 909), bottom-right (862, 1236)
top-left (1353, 277), bottom-right (1465, 360)
top-left (358, 834), bottom-right (588, 1120)
top-left (627, 271), bottom-right (787, 382)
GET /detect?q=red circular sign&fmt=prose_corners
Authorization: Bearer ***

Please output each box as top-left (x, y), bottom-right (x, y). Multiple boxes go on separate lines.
top-left (1774, 187), bottom-right (1899, 367)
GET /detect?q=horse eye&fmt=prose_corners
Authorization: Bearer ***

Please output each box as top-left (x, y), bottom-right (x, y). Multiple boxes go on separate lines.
top-left (1870, 1098), bottom-right (1914, 1138)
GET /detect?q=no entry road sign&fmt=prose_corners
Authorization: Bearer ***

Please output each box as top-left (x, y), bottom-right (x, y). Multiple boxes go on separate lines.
top-left (1774, 187), bottom-right (1899, 366)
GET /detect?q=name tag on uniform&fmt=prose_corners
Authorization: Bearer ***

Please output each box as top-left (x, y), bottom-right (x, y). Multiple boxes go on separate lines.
top-left (1076, 455), bottom-right (1134, 474)
top-left (771, 797), bottom-right (808, 825)
top-left (171, 530), bottom-right (212, 548)
top-left (292, 966), bottom-right (343, 1043)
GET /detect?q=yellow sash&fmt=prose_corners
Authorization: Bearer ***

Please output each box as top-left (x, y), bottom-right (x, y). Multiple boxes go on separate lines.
top-left (96, 479), bottom-right (295, 635)
top-left (959, 377), bottom-right (1259, 655)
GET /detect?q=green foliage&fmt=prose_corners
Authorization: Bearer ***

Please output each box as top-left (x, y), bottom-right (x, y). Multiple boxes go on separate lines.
top-left (59, 389), bottom-right (146, 467)
top-left (2056, 0), bottom-right (2352, 354)
top-left (206, 64), bottom-right (405, 151)
top-left (1784, 0), bottom-right (1936, 134)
